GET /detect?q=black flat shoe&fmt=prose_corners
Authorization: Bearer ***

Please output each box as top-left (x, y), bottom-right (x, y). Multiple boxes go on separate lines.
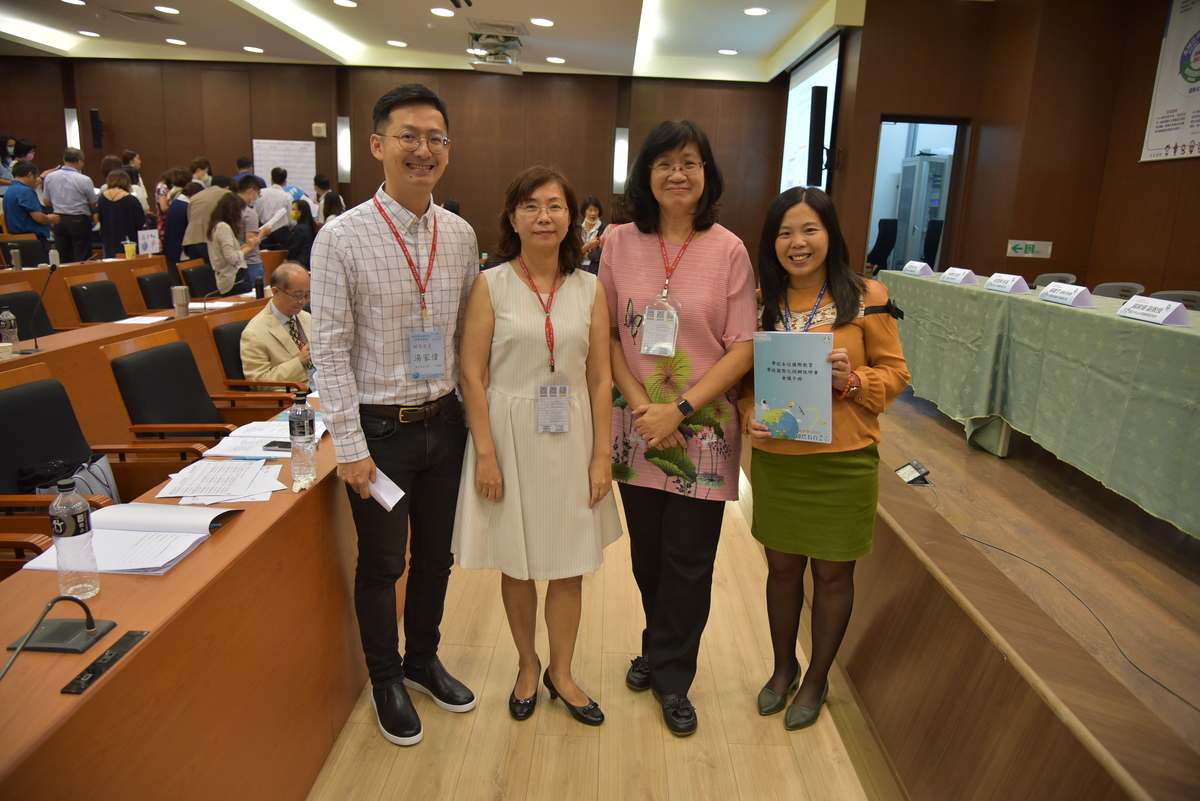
top-left (626, 655), bottom-right (651, 691)
top-left (543, 669), bottom-right (604, 726)
top-left (403, 657), bottom-right (477, 713)
top-left (509, 658), bottom-right (540, 721)
top-left (652, 689), bottom-right (697, 737)
top-left (371, 683), bottom-right (423, 746)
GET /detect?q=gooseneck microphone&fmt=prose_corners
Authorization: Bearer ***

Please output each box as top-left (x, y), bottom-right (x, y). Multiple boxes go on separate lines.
top-left (21, 262), bottom-right (58, 354)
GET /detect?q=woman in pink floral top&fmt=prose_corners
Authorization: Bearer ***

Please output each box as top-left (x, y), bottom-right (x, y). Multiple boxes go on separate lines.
top-left (598, 119), bottom-right (756, 737)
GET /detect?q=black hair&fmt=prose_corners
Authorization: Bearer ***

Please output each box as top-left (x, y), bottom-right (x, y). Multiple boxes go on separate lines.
top-left (270, 167), bottom-right (287, 185)
top-left (13, 139), bottom-right (35, 161)
top-left (11, 160), bottom-right (37, 179)
top-left (322, 191), bottom-right (346, 219)
top-left (183, 181), bottom-right (205, 198)
top-left (237, 157), bottom-right (253, 170)
top-left (491, 166), bottom-right (582, 275)
top-left (758, 186), bottom-right (864, 332)
top-left (292, 198), bottom-right (317, 236)
top-left (123, 164), bottom-right (139, 184)
top-left (313, 173), bottom-right (330, 191)
top-left (237, 175), bottom-right (262, 194)
top-left (581, 196), bottom-right (603, 217)
top-left (211, 175), bottom-right (234, 190)
top-left (121, 149), bottom-right (138, 165)
top-left (624, 120), bottom-right (723, 234)
top-left (442, 197), bottom-right (460, 215)
top-left (373, 84), bottom-right (450, 134)
top-left (1, 134), bottom-right (11, 167)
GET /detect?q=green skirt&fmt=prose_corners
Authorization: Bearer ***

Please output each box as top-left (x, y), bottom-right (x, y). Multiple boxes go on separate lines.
top-left (750, 444), bottom-right (879, 561)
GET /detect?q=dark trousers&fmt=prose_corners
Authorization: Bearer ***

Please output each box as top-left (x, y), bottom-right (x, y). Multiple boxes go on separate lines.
top-left (53, 214), bottom-right (92, 262)
top-left (345, 394), bottom-right (468, 687)
top-left (184, 242), bottom-right (209, 265)
top-left (619, 483), bottom-right (725, 696)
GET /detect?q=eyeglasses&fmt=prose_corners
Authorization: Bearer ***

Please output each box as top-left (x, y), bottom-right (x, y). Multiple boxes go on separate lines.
top-left (515, 203), bottom-right (569, 217)
top-left (651, 160), bottom-right (704, 176)
top-left (381, 132), bottom-right (450, 154)
top-left (279, 289), bottom-right (311, 302)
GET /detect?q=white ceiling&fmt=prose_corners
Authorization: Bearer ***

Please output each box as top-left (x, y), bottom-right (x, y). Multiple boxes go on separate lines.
top-left (0, 0), bottom-right (863, 82)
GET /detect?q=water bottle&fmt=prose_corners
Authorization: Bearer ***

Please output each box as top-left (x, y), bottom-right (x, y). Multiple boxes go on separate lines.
top-left (9, 245), bottom-right (21, 270)
top-left (49, 478), bottom-right (100, 600)
top-left (289, 391), bottom-right (317, 484)
top-left (0, 307), bottom-right (17, 345)
top-left (48, 246), bottom-right (60, 267)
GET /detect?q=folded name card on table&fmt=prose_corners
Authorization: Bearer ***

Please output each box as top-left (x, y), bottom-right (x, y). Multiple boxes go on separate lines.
top-left (984, 273), bottom-right (1031, 294)
top-left (1038, 282), bottom-right (1095, 307)
top-left (188, 301), bottom-right (236, 311)
top-left (1116, 295), bottom-right (1192, 327)
top-left (902, 261), bottom-right (934, 277)
top-left (940, 268), bottom-right (978, 285)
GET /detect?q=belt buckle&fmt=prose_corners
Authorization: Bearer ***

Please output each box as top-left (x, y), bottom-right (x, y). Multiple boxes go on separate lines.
top-left (398, 405), bottom-right (423, 423)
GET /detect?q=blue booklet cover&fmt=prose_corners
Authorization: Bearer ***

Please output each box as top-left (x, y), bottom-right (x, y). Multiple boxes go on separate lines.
top-left (753, 331), bottom-right (834, 443)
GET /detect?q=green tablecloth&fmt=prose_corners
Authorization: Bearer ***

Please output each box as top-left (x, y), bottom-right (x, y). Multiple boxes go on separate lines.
top-left (879, 271), bottom-right (1200, 539)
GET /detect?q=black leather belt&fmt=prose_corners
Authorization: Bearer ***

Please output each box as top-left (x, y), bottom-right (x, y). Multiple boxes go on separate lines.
top-left (360, 393), bottom-right (454, 423)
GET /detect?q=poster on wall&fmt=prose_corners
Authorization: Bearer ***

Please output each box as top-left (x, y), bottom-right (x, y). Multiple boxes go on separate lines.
top-left (1142, 0), bottom-right (1200, 161)
top-left (252, 139), bottom-right (317, 198)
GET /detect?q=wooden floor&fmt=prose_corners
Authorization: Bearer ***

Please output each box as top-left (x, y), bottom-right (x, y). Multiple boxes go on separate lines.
top-left (305, 493), bottom-right (907, 801)
top-left (877, 389), bottom-right (1200, 755)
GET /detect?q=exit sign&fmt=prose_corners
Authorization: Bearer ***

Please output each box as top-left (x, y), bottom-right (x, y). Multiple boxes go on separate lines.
top-left (1007, 240), bottom-right (1053, 258)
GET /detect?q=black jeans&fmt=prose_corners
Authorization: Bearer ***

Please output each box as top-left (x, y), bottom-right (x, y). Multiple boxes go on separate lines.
top-left (184, 242), bottom-right (209, 265)
top-left (53, 214), bottom-right (92, 262)
top-left (346, 394), bottom-right (468, 687)
top-left (619, 483), bottom-right (725, 696)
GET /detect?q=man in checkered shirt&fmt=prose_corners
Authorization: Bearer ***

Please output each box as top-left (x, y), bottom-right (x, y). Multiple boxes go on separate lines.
top-left (311, 84), bottom-right (479, 748)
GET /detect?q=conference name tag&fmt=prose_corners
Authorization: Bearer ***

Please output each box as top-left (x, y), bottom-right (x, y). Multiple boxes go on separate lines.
top-left (640, 299), bottom-right (681, 357)
top-left (940, 268), bottom-right (978, 285)
top-left (537, 385), bottom-right (569, 433)
top-left (984, 273), bottom-right (1031, 294)
top-left (902, 261), bottom-right (934, 277)
top-left (1116, 296), bottom-right (1192, 328)
top-left (1038, 282), bottom-right (1095, 308)
top-left (408, 330), bottom-right (446, 380)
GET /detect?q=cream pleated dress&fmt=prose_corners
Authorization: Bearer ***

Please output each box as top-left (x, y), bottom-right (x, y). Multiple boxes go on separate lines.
top-left (452, 263), bottom-right (623, 581)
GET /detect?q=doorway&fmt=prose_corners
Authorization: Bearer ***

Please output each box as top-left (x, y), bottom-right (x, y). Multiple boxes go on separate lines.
top-left (866, 120), bottom-right (959, 273)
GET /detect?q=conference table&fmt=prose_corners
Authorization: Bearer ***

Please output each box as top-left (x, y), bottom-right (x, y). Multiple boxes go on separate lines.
top-left (878, 270), bottom-right (1200, 539)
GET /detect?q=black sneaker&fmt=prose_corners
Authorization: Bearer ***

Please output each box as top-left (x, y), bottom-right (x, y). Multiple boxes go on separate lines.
top-left (654, 690), bottom-right (698, 737)
top-left (403, 657), bottom-right (477, 712)
top-left (626, 655), bottom-right (651, 691)
top-left (371, 683), bottom-right (423, 746)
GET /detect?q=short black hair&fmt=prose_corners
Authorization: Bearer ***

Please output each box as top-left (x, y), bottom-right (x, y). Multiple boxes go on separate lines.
top-left (62, 147), bottom-right (84, 164)
top-left (13, 139), bottom-right (35, 160)
top-left (373, 84), bottom-right (450, 134)
top-left (581, 196), bottom-right (603, 217)
top-left (11, 160), bottom-right (37, 178)
top-left (212, 175), bottom-right (234, 189)
top-left (313, 173), bottom-right (330, 191)
top-left (270, 167), bottom-right (287, 185)
top-left (237, 175), bottom-right (262, 194)
top-left (442, 197), bottom-right (460, 215)
top-left (624, 119), bottom-right (723, 234)
top-left (237, 157), bottom-right (253, 170)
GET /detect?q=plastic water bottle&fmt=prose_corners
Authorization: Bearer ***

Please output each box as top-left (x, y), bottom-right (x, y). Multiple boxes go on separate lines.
top-left (49, 478), bottom-right (100, 600)
top-left (0, 307), bottom-right (17, 345)
top-left (289, 391), bottom-right (317, 484)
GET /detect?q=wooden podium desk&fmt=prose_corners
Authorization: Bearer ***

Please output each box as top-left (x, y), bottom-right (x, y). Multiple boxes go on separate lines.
top-left (0, 440), bottom-right (366, 800)
top-left (0, 297), bottom-right (269, 444)
top-left (0, 256), bottom-right (169, 329)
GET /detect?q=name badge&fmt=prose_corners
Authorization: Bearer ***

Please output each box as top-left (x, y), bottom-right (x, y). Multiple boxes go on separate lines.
top-left (640, 298), bottom-right (681, 357)
top-left (940, 268), bottom-right (978, 285)
top-left (538, 385), bottom-right (570, 433)
top-left (984, 273), bottom-right (1031, 294)
top-left (409, 330), bottom-right (446, 380)
top-left (1116, 295), bottom-right (1192, 327)
top-left (902, 261), bottom-right (934, 276)
top-left (1038, 282), bottom-right (1095, 308)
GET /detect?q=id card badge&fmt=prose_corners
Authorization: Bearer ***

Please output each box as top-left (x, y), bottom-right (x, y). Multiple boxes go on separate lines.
top-left (538, 385), bottom-right (570, 433)
top-left (639, 298), bottom-right (682, 357)
top-left (409, 330), bottom-right (446, 380)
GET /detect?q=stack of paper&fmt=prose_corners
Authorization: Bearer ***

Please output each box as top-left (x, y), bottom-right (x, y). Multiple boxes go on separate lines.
top-left (201, 419), bottom-right (328, 459)
top-left (23, 504), bottom-right (239, 575)
top-left (157, 459), bottom-right (287, 504)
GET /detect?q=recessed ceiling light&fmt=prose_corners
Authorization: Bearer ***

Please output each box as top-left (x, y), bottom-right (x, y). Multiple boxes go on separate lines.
top-left (333, 0), bottom-right (357, 7)
top-left (530, 18), bottom-right (553, 27)
top-left (387, 40), bottom-right (407, 47)
top-left (166, 38), bottom-right (186, 45)
top-left (546, 57), bottom-right (565, 64)
top-left (430, 7), bottom-right (454, 17)
top-left (78, 30), bottom-right (100, 37)
top-left (718, 49), bottom-right (738, 55)
top-left (744, 7), bottom-right (769, 15)
top-left (62, 0), bottom-right (86, 6)
top-left (154, 5), bottom-right (179, 13)
top-left (243, 46), bottom-right (264, 53)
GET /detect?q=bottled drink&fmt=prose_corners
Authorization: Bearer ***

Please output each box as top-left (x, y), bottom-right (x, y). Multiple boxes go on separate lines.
top-left (48, 246), bottom-right (60, 267)
top-left (289, 391), bottom-right (317, 484)
top-left (8, 246), bottom-right (21, 270)
top-left (0, 307), bottom-right (17, 345)
top-left (49, 478), bottom-right (100, 600)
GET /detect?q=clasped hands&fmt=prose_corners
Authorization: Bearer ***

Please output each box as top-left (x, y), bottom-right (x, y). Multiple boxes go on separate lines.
top-left (630, 402), bottom-right (688, 450)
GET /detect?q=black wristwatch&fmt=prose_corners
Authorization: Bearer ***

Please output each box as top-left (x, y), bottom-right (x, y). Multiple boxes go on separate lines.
top-left (676, 398), bottom-right (694, 418)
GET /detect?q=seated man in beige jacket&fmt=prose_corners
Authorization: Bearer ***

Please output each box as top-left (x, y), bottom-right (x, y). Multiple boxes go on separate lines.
top-left (240, 261), bottom-right (313, 390)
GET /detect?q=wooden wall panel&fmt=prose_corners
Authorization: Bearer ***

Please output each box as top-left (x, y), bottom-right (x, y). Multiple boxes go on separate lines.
top-left (73, 60), bottom-right (168, 186)
top-left (200, 69), bottom-right (252, 181)
top-left (248, 63), bottom-right (338, 188)
top-left (0, 57), bottom-right (68, 169)
top-left (160, 61), bottom-right (208, 176)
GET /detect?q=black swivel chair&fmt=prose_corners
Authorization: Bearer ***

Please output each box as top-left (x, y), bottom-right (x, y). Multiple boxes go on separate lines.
top-left (137, 270), bottom-right (175, 310)
top-left (207, 310), bottom-right (307, 393)
top-left (0, 289), bottom-right (55, 340)
top-left (181, 263), bottom-right (219, 299)
top-left (867, 219), bottom-right (898, 276)
top-left (2, 237), bottom-right (50, 268)
top-left (69, 280), bottom-right (128, 323)
top-left (921, 219), bottom-right (945, 268)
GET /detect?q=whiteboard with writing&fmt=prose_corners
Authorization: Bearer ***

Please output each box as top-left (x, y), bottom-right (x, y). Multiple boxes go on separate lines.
top-left (252, 139), bottom-right (316, 198)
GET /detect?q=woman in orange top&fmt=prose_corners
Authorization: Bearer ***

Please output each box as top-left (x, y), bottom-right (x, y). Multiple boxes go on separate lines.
top-left (740, 186), bottom-right (909, 730)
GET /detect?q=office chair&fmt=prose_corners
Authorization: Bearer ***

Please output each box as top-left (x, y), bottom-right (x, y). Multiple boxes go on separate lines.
top-left (1092, 282), bottom-right (1145, 300)
top-left (867, 219), bottom-right (898, 276)
top-left (67, 275), bottom-right (129, 323)
top-left (0, 285), bottom-right (56, 340)
top-left (181, 263), bottom-right (219, 299)
top-left (1, 234), bottom-right (49, 268)
top-left (206, 307), bottom-right (307, 393)
top-left (1032, 272), bottom-right (1077, 288)
top-left (135, 270), bottom-right (175, 310)
top-left (1149, 290), bottom-right (1199, 310)
top-left (921, 219), bottom-right (945, 268)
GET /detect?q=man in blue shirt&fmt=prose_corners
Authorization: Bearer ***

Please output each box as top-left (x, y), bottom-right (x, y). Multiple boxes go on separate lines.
top-left (3, 161), bottom-right (58, 257)
top-left (232, 157), bottom-right (266, 190)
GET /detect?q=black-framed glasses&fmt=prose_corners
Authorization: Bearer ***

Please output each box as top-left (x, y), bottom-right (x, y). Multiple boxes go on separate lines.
top-left (381, 132), bottom-right (450, 154)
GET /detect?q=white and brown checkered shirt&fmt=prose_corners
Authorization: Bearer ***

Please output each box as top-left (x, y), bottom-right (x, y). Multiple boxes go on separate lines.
top-left (311, 187), bottom-right (478, 462)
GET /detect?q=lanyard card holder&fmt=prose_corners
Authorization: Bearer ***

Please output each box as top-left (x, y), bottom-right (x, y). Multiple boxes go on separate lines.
top-left (409, 330), bottom-right (446, 380)
top-left (538, 384), bottom-right (570, 433)
top-left (640, 297), bottom-right (682, 357)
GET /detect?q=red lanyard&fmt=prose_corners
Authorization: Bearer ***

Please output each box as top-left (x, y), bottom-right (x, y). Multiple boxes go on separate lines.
top-left (373, 195), bottom-right (438, 318)
top-left (517, 255), bottom-right (560, 373)
top-left (656, 229), bottom-right (695, 298)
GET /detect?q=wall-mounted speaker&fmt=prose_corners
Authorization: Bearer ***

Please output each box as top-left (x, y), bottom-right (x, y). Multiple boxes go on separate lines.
top-left (89, 109), bottom-right (104, 149)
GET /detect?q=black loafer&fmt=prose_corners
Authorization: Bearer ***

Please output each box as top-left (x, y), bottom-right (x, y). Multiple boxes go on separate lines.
top-left (509, 658), bottom-right (540, 721)
top-left (626, 655), bottom-right (651, 691)
top-left (653, 689), bottom-right (697, 737)
top-left (544, 669), bottom-right (604, 726)
top-left (403, 657), bottom-right (477, 713)
top-left (371, 683), bottom-right (423, 746)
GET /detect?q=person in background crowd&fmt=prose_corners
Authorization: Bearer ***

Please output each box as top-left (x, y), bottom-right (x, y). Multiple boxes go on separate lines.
top-left (96, 155), bottom-right (123, 192)
top-left (278, 168), bottom-right (308, 204)
top-left (163, 180), bottom-right (202, 274)
top-left (182, 175), bottom-right (233, 264)
top-left (190, 157), bottom-right (211, 188)
top-left (0, 133), bottom-right (14, 198)
top-left (442, 197), bottom-right (460, 215)
top-left (314, 173), bottom-right (332, 223)
top-left (3, 160), bottom-right (58, 258)
top-left (322, 190), bottom-right (346, 225)
top-left (236, 175), bottom-right (271, 287)
top-left (42, 147), bottom-right (96, 262)
top-left (240, 261), bottom-right (314, 390)
top-left (13, 139), bottom-right (36, 163)
top-left (206, 191), bottom-right (257, 296)
top-left (121, 150), bottom-right (150, 213)
top-left (287, 198), bottom-right (318, 270)
top-left (98, 168), bottom-right (145, 259)
top-left (579, 195), bottom-right (605, 274)
top-left (233, 157), bottom-right (266, 190)
top-left (257, 167), bottom-right (294, 250)
top-left (155, 166), bottom-right (190, 242)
